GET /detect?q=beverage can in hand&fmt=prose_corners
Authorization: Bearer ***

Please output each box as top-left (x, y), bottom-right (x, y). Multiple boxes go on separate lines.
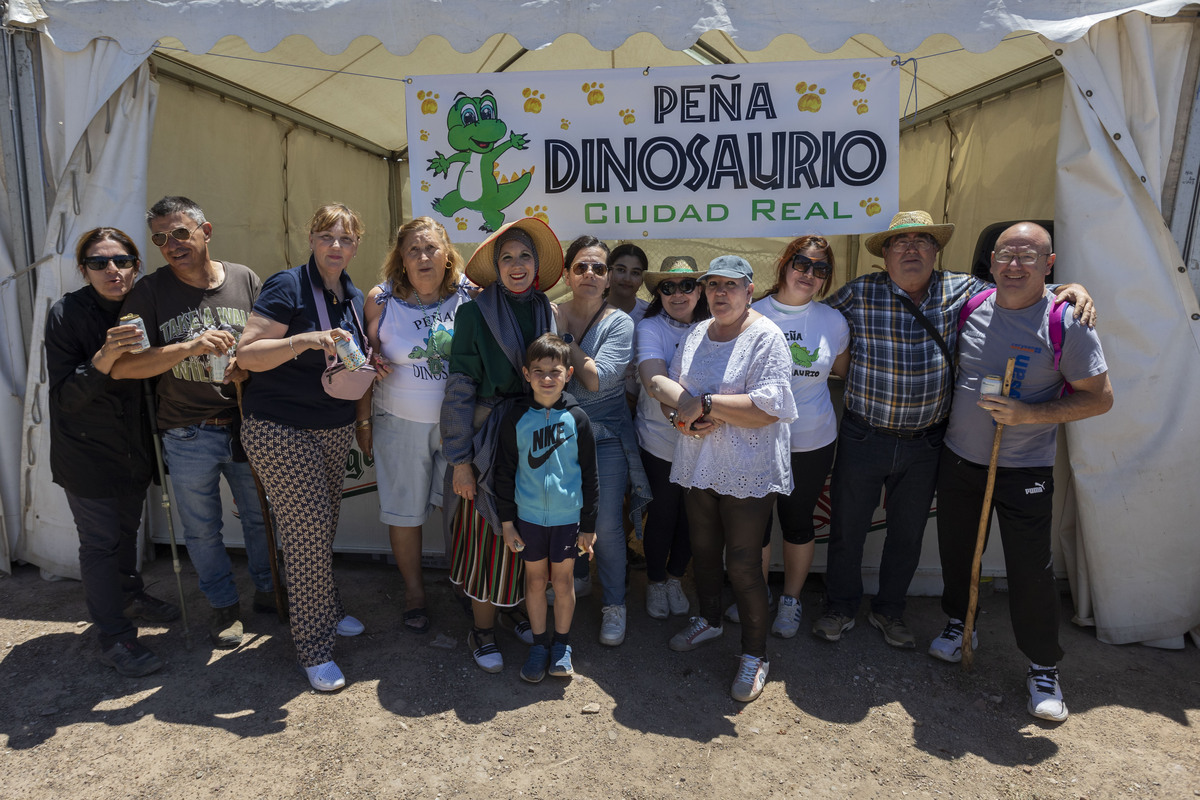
top-left (335, 334), bottom-right (367, 371)
top-left (119, 313), bottom-right (151, 353)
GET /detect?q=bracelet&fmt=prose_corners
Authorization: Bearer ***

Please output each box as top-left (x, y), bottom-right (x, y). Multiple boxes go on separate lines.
top-left (702, 393), bottom-right (713, 416)
top-left (289, 336), bottom-right (298, 360)
top-left (355, 419), bottom-right (372, 430)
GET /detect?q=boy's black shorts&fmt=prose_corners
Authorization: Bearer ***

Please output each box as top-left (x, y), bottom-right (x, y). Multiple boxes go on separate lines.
top-left (517, 520), bottom-right (579, 564)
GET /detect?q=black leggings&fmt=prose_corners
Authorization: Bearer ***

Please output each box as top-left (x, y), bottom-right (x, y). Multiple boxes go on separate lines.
top-left (686, 488), bottom-right (776, 659)
top-left (640, 448), bottom-right (691, 582)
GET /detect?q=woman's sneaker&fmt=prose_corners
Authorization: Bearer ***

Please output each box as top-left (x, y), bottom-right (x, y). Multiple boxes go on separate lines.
top-left (336, 615), bottom-right (365, 636)
top-left (771, 595), bottom-right (803, 638)
top-left (928, 618), bottom-right (978, 663)
top-left (665, 578), bottom-right (690, 616)
top-left (468, 630), bottom-right (503, 673)
top-left (645, 582), bottom-right (670, 619)
top-left (548, 642), bottom-right (574, 677)
top-left (730, 654), bottom-right (769, 702)
top-left (1027, 664), bottom-right (1069, 722)
top-left (303, 660), bottom-right (346, 692)
top-left (99, 639), bottom-right (163, 677)
top-left (520, 644), bottom-right (549, 683)
top-left (669, 616), bottom-right (723, 651)
top-left (599, 605), bottom-right (627, 646)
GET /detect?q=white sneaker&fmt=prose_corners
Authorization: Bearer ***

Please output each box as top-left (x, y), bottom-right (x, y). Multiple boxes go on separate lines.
top-left (665, 578), bottom-right (690, 616)
top-left (1027, 664), bottom-right (1068, 722)
top-left (730, 654), bottom-right (769, 702)
top-left (336, 615), bottom-right (364, 636)
top-left (928, 618), bottom-right (978, 663)
top-left (645, 582), bottom-right (669, 619)
top-left (469, 630), bottom-right (503, 673)
top-left (669, 616), bottom-right (723, 651)
top-left (304, 660), bottom-right (346, 692)
top-left (771, 595), bottom-right (802, 638)
top-left (725, 587), bottom-right (772, 624)
top-left (599, 604), bottom-right (627, 646)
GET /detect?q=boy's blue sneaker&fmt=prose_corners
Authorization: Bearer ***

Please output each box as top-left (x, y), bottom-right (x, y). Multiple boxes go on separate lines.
top-left (548, 642), bottom-right (574, 677)
top-left (520, 644), bottom-right (549, 683)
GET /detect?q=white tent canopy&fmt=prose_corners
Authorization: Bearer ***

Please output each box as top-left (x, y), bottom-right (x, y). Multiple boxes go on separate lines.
top-left (2, 0), bottom-right (1198, 648)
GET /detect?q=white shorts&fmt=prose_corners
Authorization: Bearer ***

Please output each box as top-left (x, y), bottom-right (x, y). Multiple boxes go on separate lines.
top-left (372, 410), bottom-right (446, 527)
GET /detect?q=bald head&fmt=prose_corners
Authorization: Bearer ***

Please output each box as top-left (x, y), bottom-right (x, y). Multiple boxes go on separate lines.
top-left (995, 222), bottom-right (1052, 253)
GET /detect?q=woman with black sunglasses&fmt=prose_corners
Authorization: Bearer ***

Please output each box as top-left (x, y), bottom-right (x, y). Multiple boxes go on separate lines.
top-left (551, 236), bottom-right (650, 649)
top-left (749, 235), bottom-right (850, 638)
top-left (45, 227), bottom-right (179, 678)
top-left (634, 256), bottom-right (710, 621)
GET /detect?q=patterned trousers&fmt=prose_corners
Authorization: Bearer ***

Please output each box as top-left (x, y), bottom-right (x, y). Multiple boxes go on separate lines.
top-left (242, 417), bottom-right (353, 668)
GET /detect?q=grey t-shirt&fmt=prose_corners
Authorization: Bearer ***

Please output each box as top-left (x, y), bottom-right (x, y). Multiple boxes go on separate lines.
top-left (946, 292), bottom-right (1107, 468)
top-left (121, 261), bottom-right (261, 429)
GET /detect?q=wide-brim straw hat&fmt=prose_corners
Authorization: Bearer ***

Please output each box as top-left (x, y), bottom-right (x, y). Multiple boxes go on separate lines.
top-left (464, 217), bottom-right (564, 290)
top-left (864, 210), bottom-right (955, 257)
top-left (643, 255), bottom-right (704, 292)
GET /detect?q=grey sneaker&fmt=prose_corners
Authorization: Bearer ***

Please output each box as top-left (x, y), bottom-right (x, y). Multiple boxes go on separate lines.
top-left (771, 595), bottom-right (802, 638)
top-left (669, 616), bottom-right (723, 651)
top-left (812, 611), bottom-right (855, 641)
top-left (868, 611), bottom-right (916, 648)
top-left (645, 582), bottom-right (669, 620)
top-left (599, 605), bottom-right (627, 646)
top-left (209, 603), bottom-right (243, 649)
top-left (1027, 665), bottom-right (1069, 722)
top-left (665, 578), bottom-right (690, 616)
top-left (928, 618), bottom-right (977, 663)
top-left (99, 639), bottom-right (163, 677)
top-left (730, 653), bottom-right (769, 702)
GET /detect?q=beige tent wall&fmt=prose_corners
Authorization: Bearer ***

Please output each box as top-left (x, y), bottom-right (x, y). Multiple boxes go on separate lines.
top-left (147, 76), bottom-right (391, 287)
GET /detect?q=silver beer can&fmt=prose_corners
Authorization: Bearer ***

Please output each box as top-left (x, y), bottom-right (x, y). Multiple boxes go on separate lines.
top-left (209, 352), bottom-right (230, 383)
top-left (119, 313), bottom-right (151, 353)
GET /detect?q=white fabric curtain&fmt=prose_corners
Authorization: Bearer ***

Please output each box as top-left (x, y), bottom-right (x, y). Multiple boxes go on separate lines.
top-left (16, 37), bottom-right (156, 579)
top-left (1052, 13), bottom-right (1200, 646)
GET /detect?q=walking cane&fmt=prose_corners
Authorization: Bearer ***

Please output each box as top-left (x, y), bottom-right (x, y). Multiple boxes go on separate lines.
top-left (234, 381), bottom-right (288, 623)
top-left (961, 357), bottom-right (1016, 671)
top-left (142, 381), bottom-right (193, 650)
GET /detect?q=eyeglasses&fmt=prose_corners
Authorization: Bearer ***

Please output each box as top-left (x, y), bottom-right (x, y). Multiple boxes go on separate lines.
top-left (82, 255), bottom-right (138, 271)
top-left (571, 262), bottom-right (609, 277)
top-left (658, 279), bottom-right (697, 296)
top-left (316, 233), bottom-right (358, 248)
top-left (994, 250), bottom-right (1046, 265)
top-left (150, 221), bottom-right (203, 247)
top-left (886, 237), bottom-right (935, 253)
top-left (790, 255), bottom-right (832, 279)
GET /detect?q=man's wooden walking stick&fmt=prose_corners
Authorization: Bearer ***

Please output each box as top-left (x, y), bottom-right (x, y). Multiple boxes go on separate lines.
top-left (961, 357), bottom-right (1016, 671)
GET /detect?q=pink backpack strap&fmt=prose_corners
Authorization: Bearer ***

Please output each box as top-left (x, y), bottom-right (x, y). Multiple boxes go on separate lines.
top-left (1049, 298), bottom-right (1074, 396)
top-left (958, 287), bottom-right (996, 332)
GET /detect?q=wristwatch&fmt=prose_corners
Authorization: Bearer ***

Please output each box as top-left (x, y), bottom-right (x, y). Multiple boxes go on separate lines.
top-left (560, 332), bottom-right (574, 345)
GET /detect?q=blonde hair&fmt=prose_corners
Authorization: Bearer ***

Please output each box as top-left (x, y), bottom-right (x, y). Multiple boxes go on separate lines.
top-left (381, 216), bottom-right (462, 301)
top-left (308, 203), bottom-right (365, 238)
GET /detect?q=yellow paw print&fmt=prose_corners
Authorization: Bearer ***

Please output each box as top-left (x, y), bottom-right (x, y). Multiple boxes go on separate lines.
top-left (851, 72), bottom-right (871, 92)
top-left (420, 180), bottom-right (430, 192)
top-left (581, 81), bottom-right (605, 105)
top-left (859, 197), bottom-right (882, 216)
top-left (419, 129), bottom-right (430, 141)
top-left (560, 118), bottom-right (571, 130)
top-left (795, 82), bottom-right (826, 113)
top-left (454, 216), bottom-right (469, 231)
top-left (417, 90), bottom-right (439, 115)
top-left (853, 98), bottom-right (870, 115)
top-left (524, 204), bottom-right (551, 225)
top-left (618, 108), bottom-right (636, 125)
top-left (522, 88), bottom-right (546, 114)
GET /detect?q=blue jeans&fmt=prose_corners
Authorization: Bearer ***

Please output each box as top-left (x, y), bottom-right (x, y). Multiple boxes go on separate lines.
top-left (823, 412), bottom-right (944, 619)
top-left (161, 422), bottom-right (273, 609)
top-left (574, 438), bottom-right (627, 606)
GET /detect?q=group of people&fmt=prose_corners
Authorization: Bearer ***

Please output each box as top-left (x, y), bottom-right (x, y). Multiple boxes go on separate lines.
top-left (47, 199), bottom-right (1111, 718)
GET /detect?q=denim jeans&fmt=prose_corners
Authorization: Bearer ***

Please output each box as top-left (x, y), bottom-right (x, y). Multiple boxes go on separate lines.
top-left (574, 438), bottom-right (627, 606)
top-left (65, 491), bottom-right (144, 648)
top-left (823, 412), bottom-right (944, 619)
top-left (161, 422), bottom-right (273, 609)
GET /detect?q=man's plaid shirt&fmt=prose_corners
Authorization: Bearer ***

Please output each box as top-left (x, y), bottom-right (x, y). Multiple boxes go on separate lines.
top-left (825, 269), bottom-right (988, 431)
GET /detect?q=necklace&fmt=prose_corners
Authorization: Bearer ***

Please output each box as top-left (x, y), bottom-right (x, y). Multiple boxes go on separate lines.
top-left (414, 291), bottom-right (444, 327)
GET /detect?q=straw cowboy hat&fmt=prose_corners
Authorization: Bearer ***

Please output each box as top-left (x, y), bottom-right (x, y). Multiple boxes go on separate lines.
top-left (864, 210), bottom-right (955, 257)
top-left (464, 217), bottom-right (564, 289)
top-left (643, 255), bottom-right (704, 292)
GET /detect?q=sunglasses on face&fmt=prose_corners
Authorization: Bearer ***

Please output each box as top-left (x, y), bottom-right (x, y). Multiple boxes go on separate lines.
top-left (82, 255), bottom-right (138, 271)
top-left (150, 221), bottom-right (203, 247)
top-left (658, 279), bottom-right (698, 296)
top-left (790, 255), bottom-right (832, 279)
top-left (571, 262), bottom-right (609, 277)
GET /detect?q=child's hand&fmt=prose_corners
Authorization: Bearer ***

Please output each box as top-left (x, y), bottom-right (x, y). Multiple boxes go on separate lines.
top-left (577, 532), bottom-right (596, 560)
top-left (501, 523), bottom-right (525, 555)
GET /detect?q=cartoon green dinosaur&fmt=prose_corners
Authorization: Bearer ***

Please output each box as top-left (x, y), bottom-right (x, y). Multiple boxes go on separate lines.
top-left (790, 342), bottom-right (820, 368)
top-left (427, 92), bottom-right (533, 233)
top-left (409, 326), bottom-right (454, 377)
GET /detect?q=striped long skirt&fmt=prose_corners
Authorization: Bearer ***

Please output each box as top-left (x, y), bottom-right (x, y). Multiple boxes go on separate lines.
top-left (448, 497), bottom-right (524, 608)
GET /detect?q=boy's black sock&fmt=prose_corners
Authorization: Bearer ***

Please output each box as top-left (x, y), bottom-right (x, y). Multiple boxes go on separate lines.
top-left (534, 630), bottom-right (552, 648)
top-left (553, 631), bottom-right (570, 647)
top-left (472, 626), bottom-right (496, 640)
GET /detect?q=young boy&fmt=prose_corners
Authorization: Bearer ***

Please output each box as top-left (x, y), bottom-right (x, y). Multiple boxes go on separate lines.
top-left (494, 333), bottom-right (599, 683)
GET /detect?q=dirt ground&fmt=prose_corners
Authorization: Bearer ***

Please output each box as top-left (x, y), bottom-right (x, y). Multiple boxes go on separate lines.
top-left (1, 550), bottom-right (1197, 800)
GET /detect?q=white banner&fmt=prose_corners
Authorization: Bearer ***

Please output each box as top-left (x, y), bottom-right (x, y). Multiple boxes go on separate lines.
top-left (407, 59), bottom-right (899, 242)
